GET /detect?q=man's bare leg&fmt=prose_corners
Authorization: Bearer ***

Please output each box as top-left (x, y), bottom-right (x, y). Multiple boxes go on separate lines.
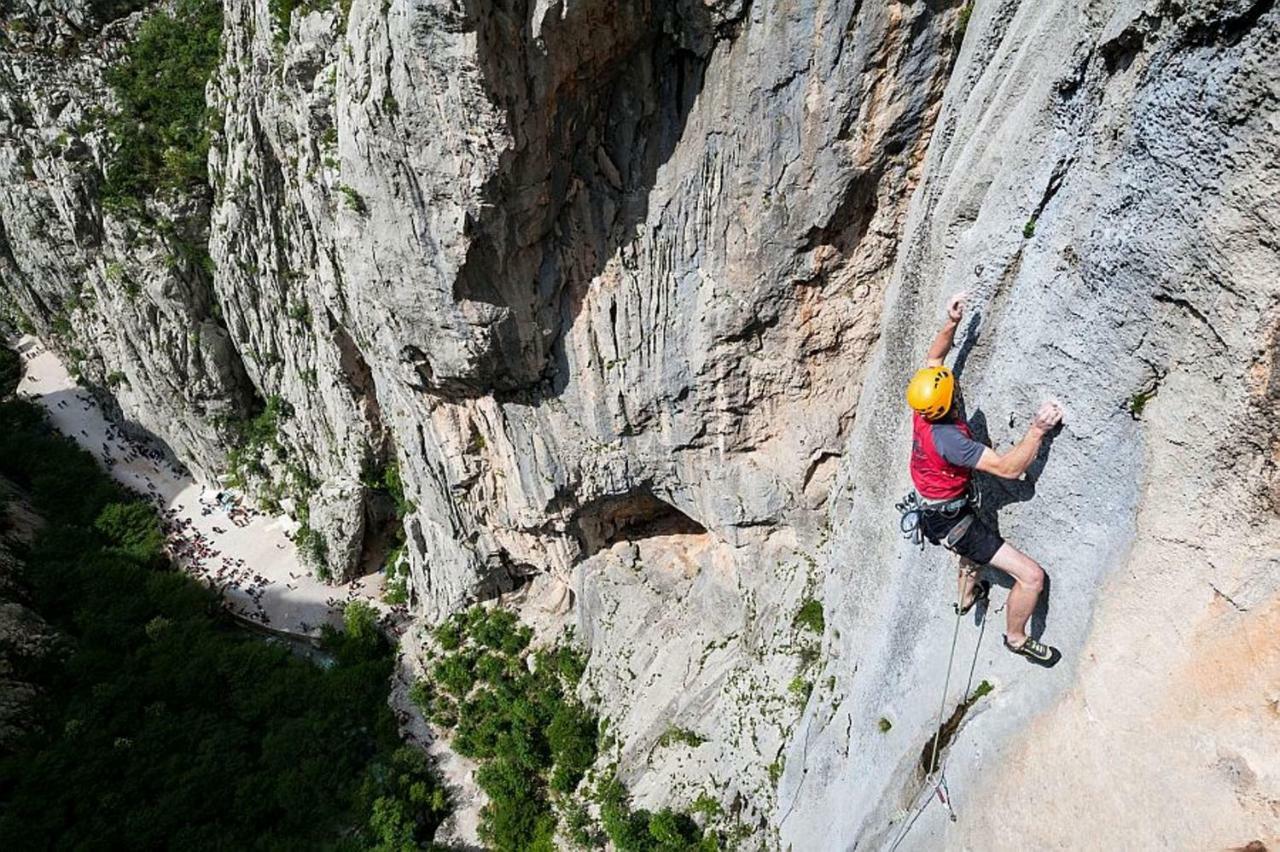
top-left (956, 557), bottom-right (981, 610)
top-left (986, 542), bottom-right (1045, 646)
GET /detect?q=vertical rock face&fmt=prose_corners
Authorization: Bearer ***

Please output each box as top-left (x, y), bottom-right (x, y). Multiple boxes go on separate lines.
top-left (202, 0), bottom-right (960, 818)
top-left (0, 2), bottom-right (256, 479)
top-left (779, 1), bottom-right (1280, 848)
top-left (3, 0), bottom-right (1276, 844)
top-left (205, 0), bottom-right (960, 610)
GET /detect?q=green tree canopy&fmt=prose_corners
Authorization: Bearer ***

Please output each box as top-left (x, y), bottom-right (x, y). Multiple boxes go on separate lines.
top-left (0, 398), bottom-right (450, 849)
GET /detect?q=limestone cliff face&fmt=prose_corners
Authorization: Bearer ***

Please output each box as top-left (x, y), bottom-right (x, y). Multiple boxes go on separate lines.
top-left (0, 2), bottom-right (256, 479)
top-left (202, 0), bottom-right (959, 602)
top-left (203, 0), bottom-right (960, 823)
top-left (2, 0), bottom-right (1277, 847)
top-left (779, 1), bottom-right (1280, 848)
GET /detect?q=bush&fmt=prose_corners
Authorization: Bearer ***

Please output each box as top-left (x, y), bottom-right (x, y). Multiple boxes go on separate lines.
top-left (294, 522), bottom-right (329, 577)
top-left (338, 184), bottom-right (367, 213)
top-left (359, 746), bottom-right (450, 850)
top-left (435, 618), bottom-right (463, 652)
top-left (267, 0), bottom-right (345, 44)
top-left (224, 395), bottom-right (293, 494)
top-left (470, 607), bottom-right (531, 654)
top-left (433, 651), bottom-right (478, 698)
top-left (788, 676), bottom-right (813, 705)
top-left (268, 0), bottom-right (302, 41)
top-left (551, 642), bottom-right (587, 685)
top-left (423, 606), bottom-right (714, 848)
top-left (343, 599), bottom-right (381, 646)
top-left (548, 701), bottom-right (599, 794)
top-left (382, 547), bottom-right (409, 605)
top-left (94, 501), bottom-right (164, 563)
top-left (656, 726), bottom-right (706, 750)
top-left (793, 598), bottom-right (824, 634)
top-left (101, 0), bottom-right (224, 212)
top-left (595, 774), bottom-right (719, 852)
top-left (954, 1), bottom-right (974, 43)
top-left (423, 605), bottom-right (596, 849)
top-left (363, 458), bottom-right (414, 519)
top-left (476, 757), bottom-right (557, 851)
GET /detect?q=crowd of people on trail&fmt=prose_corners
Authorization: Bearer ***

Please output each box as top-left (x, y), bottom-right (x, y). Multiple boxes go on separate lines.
top-left (15, 338), bottom-right (398, 639)
top-left (161, 505), bottom-right (282, 624)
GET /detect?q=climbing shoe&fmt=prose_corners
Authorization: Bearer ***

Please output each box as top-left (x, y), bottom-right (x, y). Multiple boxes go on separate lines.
top-left (955, 579), bottom-right (990, 616)
top-left (1003, 635), bottom-right (1057, 665)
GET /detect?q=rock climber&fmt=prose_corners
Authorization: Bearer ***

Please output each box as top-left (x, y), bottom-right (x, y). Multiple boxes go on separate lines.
top-left (905, 292), bottom-right (1062, 664)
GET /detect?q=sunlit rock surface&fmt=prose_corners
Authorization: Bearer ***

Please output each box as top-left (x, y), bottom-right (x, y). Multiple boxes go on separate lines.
top-left (1, 1), bottom-right (1276, 846)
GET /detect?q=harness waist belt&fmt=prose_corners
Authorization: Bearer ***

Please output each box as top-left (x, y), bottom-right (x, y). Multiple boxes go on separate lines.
top-left (919, 495), bottom-right (968, 513)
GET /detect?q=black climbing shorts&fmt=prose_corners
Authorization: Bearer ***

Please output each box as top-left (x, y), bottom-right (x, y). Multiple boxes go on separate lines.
top-left (919, 507), bottom-right (1004, 565)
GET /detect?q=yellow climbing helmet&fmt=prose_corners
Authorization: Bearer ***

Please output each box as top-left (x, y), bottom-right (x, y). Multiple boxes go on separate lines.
top-left (906, 366), bottom-right (955, 420)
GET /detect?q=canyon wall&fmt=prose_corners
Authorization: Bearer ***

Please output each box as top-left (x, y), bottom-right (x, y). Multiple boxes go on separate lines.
top-left (0, 3), bottom-right (255, 479)
top-left (2, 0), bottom-right (1277, 847)
top-left (779, 0), bottom-right (1280, 848)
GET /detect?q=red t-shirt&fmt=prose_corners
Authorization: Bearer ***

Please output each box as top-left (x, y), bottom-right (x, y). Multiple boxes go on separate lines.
top-left (909, 396), bottom-right (985, 500)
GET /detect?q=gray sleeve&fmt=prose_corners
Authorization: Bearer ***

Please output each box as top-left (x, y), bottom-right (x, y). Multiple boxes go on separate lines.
top-left (933, 425), bottom-right (986, 469)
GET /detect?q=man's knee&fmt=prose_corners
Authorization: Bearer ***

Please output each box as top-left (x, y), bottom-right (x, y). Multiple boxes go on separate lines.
top-left (1019, 560), bottom-right (1045, 592)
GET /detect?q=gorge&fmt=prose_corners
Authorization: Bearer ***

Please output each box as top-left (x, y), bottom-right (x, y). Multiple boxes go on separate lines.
top-left (1, 0), bottom-right (1278, 848)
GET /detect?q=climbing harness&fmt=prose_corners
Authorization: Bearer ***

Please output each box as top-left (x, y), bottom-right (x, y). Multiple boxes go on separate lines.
top-left (886, 571), bottom-right (989, 851)
top-left (895, 484), bottom-right (980, 551)
top-left (942, 514), bottom-right (974, 551)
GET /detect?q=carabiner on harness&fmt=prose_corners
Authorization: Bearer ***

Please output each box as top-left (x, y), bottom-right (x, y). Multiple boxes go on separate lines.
top-left (895, 491), bottom-right (927, 550)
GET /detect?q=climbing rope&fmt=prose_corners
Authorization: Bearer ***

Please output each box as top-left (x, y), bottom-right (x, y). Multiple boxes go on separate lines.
top-left (929, 597), bottom-right (964, 776)
top-left (886, 581), bottom-right (988, 851)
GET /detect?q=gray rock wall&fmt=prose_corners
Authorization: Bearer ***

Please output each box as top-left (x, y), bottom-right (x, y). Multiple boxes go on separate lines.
top-left (203, 0), bottom-right (959, 608)
top-left (2, 0), bottom-right (1276, 846)
top-left (0, 3), bottom-right (255, 480)
top-left (778, 1), bottom-right (1280, 847)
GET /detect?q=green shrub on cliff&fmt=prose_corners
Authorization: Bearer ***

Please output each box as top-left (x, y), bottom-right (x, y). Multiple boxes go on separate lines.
top-left (412, 606), bottom-right (595, 850)
top-left (102, 0), bottom-right (223, 212)
top-left (413, 606), bottom-right (727, 849)
top-left (596, 774), bottom-right (719, 852)
top-left (793, 598), bottom-right (824, 634)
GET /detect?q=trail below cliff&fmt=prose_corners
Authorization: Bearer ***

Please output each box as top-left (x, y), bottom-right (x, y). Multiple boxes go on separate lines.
top-left (14, 335), bottom-right (386, 636)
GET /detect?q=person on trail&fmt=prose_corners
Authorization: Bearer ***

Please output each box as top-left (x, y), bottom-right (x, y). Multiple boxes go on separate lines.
top-left (905, 292), bottom-right (1063, 664)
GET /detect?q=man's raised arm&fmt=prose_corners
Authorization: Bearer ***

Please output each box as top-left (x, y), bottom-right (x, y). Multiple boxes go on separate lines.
top-left (925, 292), bottom-right (967, 366)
